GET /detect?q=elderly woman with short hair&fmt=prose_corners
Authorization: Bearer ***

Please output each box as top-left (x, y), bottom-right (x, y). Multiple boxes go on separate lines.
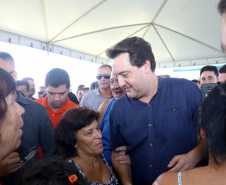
top-left (54, 107), bottom-right (120, 185)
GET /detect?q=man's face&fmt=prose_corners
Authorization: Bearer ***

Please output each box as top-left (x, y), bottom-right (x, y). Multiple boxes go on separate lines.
top-left (110, 73), bottom-right (126, 99)
top-left (46, 84), bottom-right (69, 111)
top-left (76, 89), bottom-right (83, 102)
top-left (219, 73), bottom-right (226, 83)
top-left (112, 53), bottom-right (148, 99)
top-left (222, 12), bottom-right (226, 53)
top-left (97, 67), bottom-right (111, 90)
top-left (200, 71), bottom-right (218, 84)
top-left (27, 80), bottom-right (35, 97)
top-left (17, 85), bottom-right (29, 97)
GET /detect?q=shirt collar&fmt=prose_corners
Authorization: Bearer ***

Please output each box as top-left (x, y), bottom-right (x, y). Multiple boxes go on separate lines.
top-left (93, 88), bottom-right (100, 95)
top-left (16, 90), bottom-right (31, 105)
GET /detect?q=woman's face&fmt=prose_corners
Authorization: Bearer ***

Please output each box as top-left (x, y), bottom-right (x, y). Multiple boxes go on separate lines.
top-left (76, 120), bottom-right (103, 156)
top-left (0, 91), bottom-right (24, 160)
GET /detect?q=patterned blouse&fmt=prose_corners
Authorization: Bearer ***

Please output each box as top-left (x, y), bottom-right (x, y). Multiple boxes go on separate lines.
top-left (67, 153), bottom-right (120, 185)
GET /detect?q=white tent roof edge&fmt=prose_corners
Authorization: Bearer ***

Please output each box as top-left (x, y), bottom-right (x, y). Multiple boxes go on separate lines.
top-left (0, 29), bottom-right (110, 65)
top-left (0, 29), bottom-right (225, 69)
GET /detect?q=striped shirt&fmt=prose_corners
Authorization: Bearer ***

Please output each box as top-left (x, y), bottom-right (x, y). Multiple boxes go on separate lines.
top-left (80, 88), bottom-right (108, 111)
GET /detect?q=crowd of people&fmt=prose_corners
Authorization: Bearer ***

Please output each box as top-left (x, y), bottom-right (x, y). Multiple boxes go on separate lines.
top-left (0, 0), bottom-right (226, 184)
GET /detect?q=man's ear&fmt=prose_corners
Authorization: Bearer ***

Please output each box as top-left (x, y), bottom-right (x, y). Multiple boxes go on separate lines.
top-left (143, 60), bottom-right (151, 74)
top-left (200, 127), bottom-right (206, 139)
top-left (11, 71), bottom-right (18, 81)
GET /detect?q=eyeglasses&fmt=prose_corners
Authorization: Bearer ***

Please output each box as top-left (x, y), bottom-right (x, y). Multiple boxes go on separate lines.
top-left (19, 146), bottom-right (38, 168)
top-left (96, 74), bottom-right (110, 80)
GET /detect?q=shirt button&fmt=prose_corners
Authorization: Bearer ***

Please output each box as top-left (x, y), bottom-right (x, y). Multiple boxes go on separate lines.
top-left (52, 114), bottom-right (54, 116)
top-left (148, 104), bottom-right (151, 107)
top-left (149, 164), bottom-right (152, 167)
top-left (149, 124), bottom-right (152, 127)
top-left (150, 143), bottom-right (153, 147)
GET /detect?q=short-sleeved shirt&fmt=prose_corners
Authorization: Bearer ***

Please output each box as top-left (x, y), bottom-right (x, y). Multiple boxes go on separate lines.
top-left (110, 77), bottom-right (201, 185)
top-left (80, 88), bottom-right (108, 111)
top-left (35, 96), bottom-right (78, 128)
top-left (100, 98), bottom-right (116, 166)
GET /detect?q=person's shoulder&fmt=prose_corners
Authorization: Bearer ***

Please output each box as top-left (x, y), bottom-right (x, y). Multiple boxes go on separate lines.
top-left (164, 77), bottom-right (190, 84)
top-left (153, 171), bottom-right (178, 185)
top-left (98, 99), bottom-right (111, 112)
top-left (34, 98), bottom-right (44, 104)
top-left (67, 98), bottom-right (79, 107)
top-left (24, 98), bottom-right (48, 111)
top-left (82, 90), bottom-right (93, 98)
top-left (164, 77), bottom-right (198, 90)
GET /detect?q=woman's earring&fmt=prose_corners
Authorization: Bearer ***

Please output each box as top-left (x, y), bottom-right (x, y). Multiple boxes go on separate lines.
top-left (75, 145), bottom-right (77, 148)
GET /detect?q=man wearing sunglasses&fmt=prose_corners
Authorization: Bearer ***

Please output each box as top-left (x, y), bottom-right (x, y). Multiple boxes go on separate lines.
top-left (80, 64), bottom-right (112, 111)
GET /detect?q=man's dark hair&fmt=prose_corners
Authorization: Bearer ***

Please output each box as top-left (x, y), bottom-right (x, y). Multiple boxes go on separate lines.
top-left (191, 79), bottom-right (200, 84)
top-left (106, 37), bottom-right (156, 72)
top-left (54, 107), bottom-right (99, 159)
top-left (90, 81), bottom-right (99, 90)
top-left (218, 0), bottom-right (226, 15)
top-left (201, 82), bottom-right (226, 164)
top-left (16, 80), bottom-right (30, 92)
top-left (200, 65), bottom-right (219, 77)
top-left (22, 77), bottom-right (34, 82)
top-left (45, 68), bottom-right (70, 89)
top-left (219, 64), bottom-right (226, 73)
top-left (82, 87), bottom-right (89, 91)
top-left (77, 84), bottom-right (85, 90)
top-left (68, 92), bottom-right (79, 105)
top-left (18, 159), bottom-right (89, 185)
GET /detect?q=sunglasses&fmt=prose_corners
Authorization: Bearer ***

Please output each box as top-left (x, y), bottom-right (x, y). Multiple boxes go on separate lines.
top-left (96, 74), bottom-right (110, 80)
top-left (18, 146), bottom-right (38, 168)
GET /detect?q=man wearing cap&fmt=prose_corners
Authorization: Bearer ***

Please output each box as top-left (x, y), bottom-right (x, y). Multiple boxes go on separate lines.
top-left (80, 64), bottom-right (112, 111)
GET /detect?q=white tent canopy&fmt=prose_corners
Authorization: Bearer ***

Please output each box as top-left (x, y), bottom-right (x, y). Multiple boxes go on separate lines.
top-left (0, 0), bottom-right (225, 68)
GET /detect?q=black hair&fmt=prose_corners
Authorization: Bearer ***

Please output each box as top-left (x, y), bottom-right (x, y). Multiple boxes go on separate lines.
top-left (200, 65), bottom-right (219, 77)
top-left (54, 107), bottom-right (99, 159)
top-left (219, 64), bottom-right (226, 73)
top-left (18, 159), bottom-right (89, 185)
top-left (218, 0), bottom-right (226, 15)
top-left (68, 92), bottom-right (79, 105)
top-left (106, 37), bottom-right (156, 72)
top-left (0, 68), bottom-right (16, 122)
top-left (201, 82), bottom-right (226, 164)
top-left (77, 84), bottom-right (85, 90)
top-left (83, 87), bottom-right (89, 91)
top-left (191, 79), bottom-right (200, 84)
top-left (16, 80), bottom-right (30, 92)
top-left (90, 81), bottom-right (99, 90)
top-left (45, 68), bottom-right (70, 89)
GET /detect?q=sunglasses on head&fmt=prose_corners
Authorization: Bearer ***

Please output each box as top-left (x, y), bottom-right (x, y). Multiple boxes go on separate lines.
top-left (96, 74), bottom-right (110, 80)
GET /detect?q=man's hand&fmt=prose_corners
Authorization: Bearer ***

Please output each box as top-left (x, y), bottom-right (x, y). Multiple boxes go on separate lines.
top-left (0, 152), bottom-right (20, 177)
top-left (167, 152), bottom-right (197, 172)
top-left (114, 146), bottom-right (131, 165)
top-left (168, 138), bottom-right (205, 172)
